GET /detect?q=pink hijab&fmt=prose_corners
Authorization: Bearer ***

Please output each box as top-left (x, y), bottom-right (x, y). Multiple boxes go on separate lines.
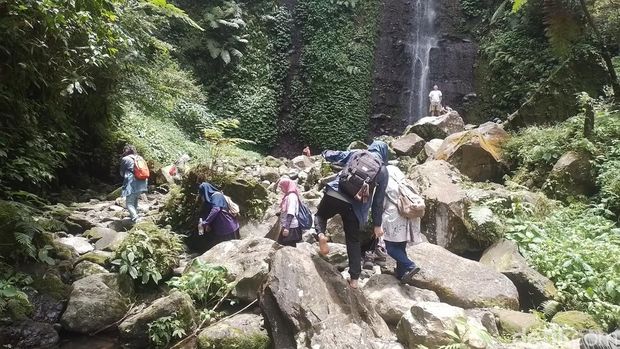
top-left (279, 178), bottom-right (300, 211)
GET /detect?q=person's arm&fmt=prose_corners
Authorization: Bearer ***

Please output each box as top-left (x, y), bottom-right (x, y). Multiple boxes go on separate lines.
top-left (371, 167), bottom-right (389, 233)
top-left (282, 194), bottom-right (298, 231)
top-left (322, 150), bottom-right (353, 166)
top-left (120, 156), bottom-right (132, 177)
top-left (203, 206), bottom-right (222, 225)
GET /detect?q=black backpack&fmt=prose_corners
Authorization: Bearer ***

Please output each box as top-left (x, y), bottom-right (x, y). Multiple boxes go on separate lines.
top-left (338, 150), bottom-right (382, 202)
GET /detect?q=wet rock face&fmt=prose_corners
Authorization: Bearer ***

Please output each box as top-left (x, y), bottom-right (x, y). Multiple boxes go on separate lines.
top-left (370, 0), bottom-right (479, 136)
top-left (0, 320), bottom-right (59, 349)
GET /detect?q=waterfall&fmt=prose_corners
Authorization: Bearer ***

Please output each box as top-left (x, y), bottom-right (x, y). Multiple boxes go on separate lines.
top-left (407, 0), bottom-right (438, 124)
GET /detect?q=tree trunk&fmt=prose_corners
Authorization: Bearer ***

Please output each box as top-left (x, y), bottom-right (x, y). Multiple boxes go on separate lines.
top-left (584, 100), bottom-right (594, 139)
top-left (578, 0), bottom-right (620, 100)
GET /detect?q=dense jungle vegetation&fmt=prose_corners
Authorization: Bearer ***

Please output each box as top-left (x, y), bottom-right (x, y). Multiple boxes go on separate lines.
top-left (1, 0), bottom-right (619, 345)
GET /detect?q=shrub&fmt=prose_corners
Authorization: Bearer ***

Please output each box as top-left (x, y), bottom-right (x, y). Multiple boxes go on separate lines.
top-left (147, 312), bottom-right (187, 348)
top-left (0, 266), bottom-right (33, 320)
top-left (167, 260), bottom-right (234, 307)
top-left (113, 222), bottom-right (184, 284)
top-left (494, 200), bottom-right (620, 329)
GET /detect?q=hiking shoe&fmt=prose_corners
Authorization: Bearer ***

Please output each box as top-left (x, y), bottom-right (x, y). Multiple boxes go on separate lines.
top-left (400, 267), bottom-right (421, 285)
top-left (374, 246), bottom-right (387, 262)
top-left (363, 252), bottom-right (375, 270)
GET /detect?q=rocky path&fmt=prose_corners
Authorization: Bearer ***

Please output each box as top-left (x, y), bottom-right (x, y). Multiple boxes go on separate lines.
top-left (2, 111), bottom-right (601, 349)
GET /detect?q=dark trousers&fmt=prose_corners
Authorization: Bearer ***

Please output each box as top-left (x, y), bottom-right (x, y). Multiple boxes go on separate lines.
top-left (315, 195), bottom-right (362, 280)
top-left (385, 241), bottom-right (415, 279)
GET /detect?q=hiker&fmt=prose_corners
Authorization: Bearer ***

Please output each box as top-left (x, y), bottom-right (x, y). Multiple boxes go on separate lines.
top-left (119, 144), bottom-right (148, 223)
top-left (429, 85), bottom-right (443, 116)
top-left (382, 165), bottom-right (423, 283)
top-left (277, 178), bottom-right (304, 247)
top-left (197, 182), bottom-right (240, 250)
top-left (314, 140), bottom-right (389, 288)
top-left (303, 146), bottom-right (312, 157)
top-left (580, 328), bottom-right (619, 349)
top-left (163, 154), bottom-right (191, 183)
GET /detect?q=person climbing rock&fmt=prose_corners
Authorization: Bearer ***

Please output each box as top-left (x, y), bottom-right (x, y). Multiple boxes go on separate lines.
top-left (277, 178), bottom-right (304, 247)
top-left (302, 145), bottom-right (312, 157)
top-left (580, 328), bottom-right (620, 349)
top-left (197, 182), bottom-right (240, 251)
top-left (382, 165), bottom-right (423, 283)
top-left (314, 141), bottom-right (389, 288)
top-left (429, 85), bottom-right (443, 117)
top-left (119, 144), bottom-right (148, 223)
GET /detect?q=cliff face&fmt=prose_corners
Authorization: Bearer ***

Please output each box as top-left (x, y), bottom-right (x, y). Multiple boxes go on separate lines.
top-left (370, 0), bottom-right (478, 136)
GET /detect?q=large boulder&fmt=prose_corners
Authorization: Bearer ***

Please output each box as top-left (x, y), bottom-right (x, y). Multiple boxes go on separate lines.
top-left (546, 151), bottom-right (595, 199)
top-left (434, 122), bottom-right (510, 182)
top-left (60, 273), bottom-right (133, 334)
top-left (480, 239), bottom-right (557, 309)
top-left (260, 248), bottom-right (392, 349)
top-left (195, 238), bottom-right (280, 302)
top-left (423, 138), bottom-right (444, 160)
top-left (406, 110), bottom-right (465, 141)
top-left (362, 274), bottom-right (440, 326)
top-left (56, 236), bottom-right (94, 255)
top-left (0, 320), bottom-right (59, 349)
top-left (197, 313), bottom-right (270, 349)
top-left (492, 308), bottom-right (544, 336)
top-left (71, 260), bottom-right (109, 280)
top-left (94, 231), bottom-right (129, 252)
top-left (407, 243), bottom-right (520, 309)
top-left (291, 155), bottom-right (316, 171)
top-left (397, 301), bottom-right (496, 349)
top-left (408, 160), bottom-right (540, 254)
top-left (118, 290), bottom-right (198, 348)
top-left (391, 133), bottom-right (426, 156)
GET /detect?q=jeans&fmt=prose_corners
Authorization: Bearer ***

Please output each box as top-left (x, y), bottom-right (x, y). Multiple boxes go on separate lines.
top-left (126, 192), bottom-right (140, 222)
top-left (385, 240), bottom-right (416, 279)
top-left (315, 194), bottom-right (361, 280)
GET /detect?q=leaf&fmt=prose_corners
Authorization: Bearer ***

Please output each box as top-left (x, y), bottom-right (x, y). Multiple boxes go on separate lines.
top-left (512, 0), bottom-right (528, 13)
top-left (220, 50), bottom-right (231, 64)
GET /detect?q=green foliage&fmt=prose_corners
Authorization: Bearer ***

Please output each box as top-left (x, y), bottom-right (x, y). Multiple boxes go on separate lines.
top-left (475, 0), bottom-right (559, 120)
top-left (504, 99), bottom-right (620, 214)
top-left (167, 260), bottom-right (234, 307)
top-left (492, 199), bottom-right (620, 329)
top-left (0, 266), bottom-right (33, 320)
top-left (460, 0), bottom-right (485, 18)
top-left (0, 200), bottom-right (56, 265)
top-left (294, 0), bottom-right (379, 150)
top-left (113, 222), bottom-right (183, 284)
top-left (147, 312), bottom-right (187, 348)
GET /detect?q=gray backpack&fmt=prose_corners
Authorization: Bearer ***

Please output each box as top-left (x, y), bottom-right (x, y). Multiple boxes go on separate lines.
top-left (338, 150), bottom-right (382, 202)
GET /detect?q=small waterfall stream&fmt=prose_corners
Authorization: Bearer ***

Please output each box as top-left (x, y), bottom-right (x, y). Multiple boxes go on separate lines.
top-left (407, 0), bottom-right (438, 124)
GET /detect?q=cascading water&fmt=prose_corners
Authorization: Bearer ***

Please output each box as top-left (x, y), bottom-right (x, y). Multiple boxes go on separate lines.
top-left (407, 0), bottom-right (438, 124)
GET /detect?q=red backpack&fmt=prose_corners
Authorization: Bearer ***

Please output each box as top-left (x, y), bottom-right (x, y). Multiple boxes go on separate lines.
top-left (132, 155), bottom-right (150, 180)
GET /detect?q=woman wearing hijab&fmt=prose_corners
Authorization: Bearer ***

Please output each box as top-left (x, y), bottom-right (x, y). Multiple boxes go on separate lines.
top-left (382, 165), bottom-right (421, 283)
top-left (314, 140), bottom-right (389, 288)
top-left (197, 182), bottom-right (240, 250)
top-left (277, 178), bottom-right (303, 247)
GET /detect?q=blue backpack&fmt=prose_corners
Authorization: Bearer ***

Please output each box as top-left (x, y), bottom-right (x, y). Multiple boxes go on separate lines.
top-left (297, 202), bottom-right (313, 230)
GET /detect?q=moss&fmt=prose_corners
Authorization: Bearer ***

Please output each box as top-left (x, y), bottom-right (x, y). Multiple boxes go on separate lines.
top-left (552, 311), bottom-right (603, 332)
top-left (77, 251), bottom-right (115, 266)
top-left (6, 298), bottom-right (33, 320)
top-left (31, 273), bottom-right (70, 300)
top-left (198, 332), bottom-right (271, 349)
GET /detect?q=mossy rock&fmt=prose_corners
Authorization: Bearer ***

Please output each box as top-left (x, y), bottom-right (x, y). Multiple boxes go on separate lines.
top-left (76, 250), bottom-right (115, 266)
top-left (551, 311), bottom-right (602, 332)
top-left (347, 140), bottom-right (368, 150)
top-left (5, 298), bottom-right (34, 320)
top-left (197, 314), bottom-right (270, 349)
top-left (106, 186), bottom-right (123, 200)
top-left (31, 273), bottom-right (70, 300)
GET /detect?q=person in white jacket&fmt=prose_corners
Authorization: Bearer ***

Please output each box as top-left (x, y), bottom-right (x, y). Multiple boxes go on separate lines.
top-left (382, 165), bottom-right (422, 283)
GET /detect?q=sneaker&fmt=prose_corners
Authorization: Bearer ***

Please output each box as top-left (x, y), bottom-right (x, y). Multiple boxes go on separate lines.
top-left (400, 267), bottom-right (421, 285)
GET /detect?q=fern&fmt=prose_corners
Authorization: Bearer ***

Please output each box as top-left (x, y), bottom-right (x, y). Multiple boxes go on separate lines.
top-left (468, 205), bottom-right (495, 226)
top-left (543, 0), bottom-right (583, 56)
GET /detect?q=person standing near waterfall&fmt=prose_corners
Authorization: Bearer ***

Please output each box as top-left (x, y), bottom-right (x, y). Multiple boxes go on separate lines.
top-left (429, 85), bottom-right (443, 116)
